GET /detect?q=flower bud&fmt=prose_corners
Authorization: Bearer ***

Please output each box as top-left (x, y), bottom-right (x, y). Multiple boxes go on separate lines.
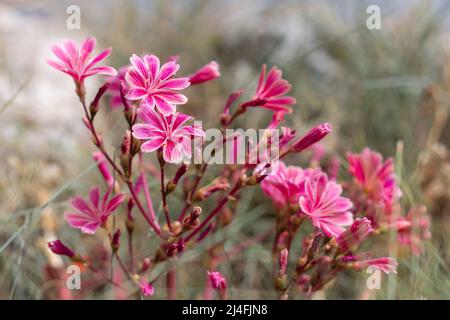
top-left (279, 248), bottom-right (288, 277)
top-left (111, 229), bottom-right (121, 253)
top-left (188, 61), bottom-right (220, 85)
top-left (139, 279), bottom-right (155, 297)
top-left (207, 271), bottom-right (227, 290)
top-left (290, 123), bottom-right (332, 153)
top-left (93, 151), bottom-right (114, 187)
top-left (48, 240), bottom-right (74, 258)
top-left (89, 82), bottom-right (109, 117)
top-left (337, 218), bottom-right (373, 253)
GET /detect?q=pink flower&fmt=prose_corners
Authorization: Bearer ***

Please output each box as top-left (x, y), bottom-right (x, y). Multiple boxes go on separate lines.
top-left (395, 206), bottom-right (431, 255)
top-left (337, 217), bottom-right (373, 252)
top-left (47, 37), bottom-right (117, 84)
top-left (107, 66), bottom-right (128, 109)
top-left (354, 257), bottom-right (398, 274)
top-left (47, 240), bottom-right (74, 258)
top-left (207, 271), bottom-right (227, 290)
top-left (139, 279), bottom-right (155, 296)
top-left (188, 61), bottom-right (220, 85)
top-left (347, 148), bottom-right (401, 216)
top-left (64, 186), bottom-right (125, 234)
top-left (299, 173), bottom-right (353, 237)
top-left (132, 106), bottom-right (204, 163)
top-left (290, 123), bottom-right (332, 153)
top-left (261, 161), bottom-right (321, 208)
top-left (125, 54), bottom-right (190, 115)
top-left (251, 64), bottom-right (296, 113)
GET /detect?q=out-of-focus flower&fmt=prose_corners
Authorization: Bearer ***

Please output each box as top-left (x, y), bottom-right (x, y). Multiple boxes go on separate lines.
top-left (93, 151), bottom-right (114, 187)
top-left (132, 106), bottom-right (204, 163)
top-left (188, 61), bottom-right (220, 85)
top-left (337, 217), bottom-right (373, 252)
top-left (250, 65), bottom-right (296, 113)
top-left (207, 271), bottom-right (227, 290)
top-left (347, 148), bottom-right (401, 217)
top-left (327, 156), bottom-right (340, 180)
top-left (353, 257), bottom-right (398, 274)
top-left (261, 161), bottom-right (321, 208)
top-left (125, 54), bottom-right (190, 115)
top-left (107, 66), bottom-right (128, 109)
top-left (47, 240), bottom-right (74, 258)
top-left (47, 37), bottom-right (117, 84)
top-left (299, 173), bottom-right (353, 237)
top-left (139, 279), bottom-right (155, 296)
top-left (290, 123), bottom-right (332, 153)
top-left (395, 206), bottom-right (431, 255)
top-left (311, 143), bottom-right (326, 165)
top-left (64, 186), bottom-right (125, 234)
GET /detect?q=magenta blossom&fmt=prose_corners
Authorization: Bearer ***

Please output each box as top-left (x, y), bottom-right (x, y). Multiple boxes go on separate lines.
top-left (353, 257), bottom-right (398, 274)
top-left (125, 54), bottom-right (190, 115)
top-left (64, 186), bottom-right (125, 234)
top-left (347, 148), bottom-right (401, 216)
top-left (299, 173), bottom-right (353, 237)
top-left (207, 271), bottom-right (227, 290)
top-left (132, 106), bottom-right (204, 163)
top-left (261, 161), bottom-right (321, 208)
top-left (251, 64), bottom-right (296, 113)
top-left (47, 37), bottom-right (117, 84)
top-left (189, 61), bottom-right (220, 85)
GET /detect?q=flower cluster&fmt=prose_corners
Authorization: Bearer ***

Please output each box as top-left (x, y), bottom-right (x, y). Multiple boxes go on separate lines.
top-left (46, 37), bottom-right (430, 300)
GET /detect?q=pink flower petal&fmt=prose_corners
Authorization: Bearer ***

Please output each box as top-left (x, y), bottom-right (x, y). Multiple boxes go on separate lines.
top-left (154, 96), bottom-right (176, 116)
top-left (141, 138), bottom-right (166, 153)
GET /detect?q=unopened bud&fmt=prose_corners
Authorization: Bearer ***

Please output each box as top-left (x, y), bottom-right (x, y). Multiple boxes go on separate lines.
top-left (89, 82), bottom-right (109, 117)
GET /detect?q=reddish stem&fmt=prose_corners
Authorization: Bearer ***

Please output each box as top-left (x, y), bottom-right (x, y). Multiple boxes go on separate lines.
top-left (184, 183), bottom-right (241, 242)
top-left (166, 268), bottom-right (177, 300)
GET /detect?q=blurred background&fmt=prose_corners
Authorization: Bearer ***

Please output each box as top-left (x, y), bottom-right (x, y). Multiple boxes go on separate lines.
top-left (0, 0), bottom-right (449, 299)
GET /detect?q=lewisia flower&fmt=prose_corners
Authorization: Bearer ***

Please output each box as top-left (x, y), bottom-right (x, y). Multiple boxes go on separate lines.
top-left (347, 148), bottom-right (401, 216)
top-left (395, 206), bottom-right (431, 255)
top-left (261, 161), bottom-right (321, 208)
top-left (353, 257), bottom-right (398, 274)
top-left (125, 54), bottom-right (190, 115)
top-left (64, 186), bottom-right (125, 234)
top-left (188, 61), bottom-right (220, 85)
top-left (249, 65), bottom-right (296, 113)
top-left (299, 173), bottom-right (353, 237)
top-left (47, 37), bottom-right (117, 84)
top-left (132, 106), bottom-right (204, 163)
top-left (337, 217), bottom-right (373, 252)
